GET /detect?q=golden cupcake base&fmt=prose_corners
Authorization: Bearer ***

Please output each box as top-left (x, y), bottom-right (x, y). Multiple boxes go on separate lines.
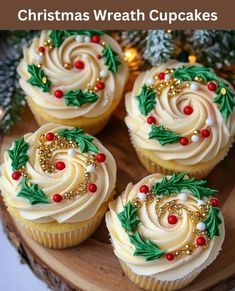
top-left (26, 95), bottom-right (122, 135)
top-left (119, 260), bottom-right (200, 291)
top-left (130, 132), bottom-right (234, 179)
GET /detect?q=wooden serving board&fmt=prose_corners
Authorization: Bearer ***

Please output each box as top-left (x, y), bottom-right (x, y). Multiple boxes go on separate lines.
top-left (1, 101), bottom-right (235, 290)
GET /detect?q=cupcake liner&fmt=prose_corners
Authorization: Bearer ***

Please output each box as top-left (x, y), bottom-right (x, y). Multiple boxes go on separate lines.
top-left (26, 95), bottom-right (122, 135)
top-left (6, 191), bottom-right (114, 249)
top-left (130, 131), bottom-right (234, 179)
top-left (119, 260), bottom-right (200, 291)
top-left (17, 211), bottom-right (104, 249)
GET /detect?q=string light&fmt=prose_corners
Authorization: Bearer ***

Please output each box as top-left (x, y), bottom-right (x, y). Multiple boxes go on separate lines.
top-left (124, 48), bottom-right (141, 71)
top-left (188, 55), bottom-right (197, 64)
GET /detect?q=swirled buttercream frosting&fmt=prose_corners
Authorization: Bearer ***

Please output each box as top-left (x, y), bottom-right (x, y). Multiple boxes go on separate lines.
top-left (106, 173), bottom-right (224, 280)
top-left (0, 123), bottom-right (116, 223)
top-left (125, 61), bottom-right (235, 166)
top-left (17, 30), bottom-right (128, 119)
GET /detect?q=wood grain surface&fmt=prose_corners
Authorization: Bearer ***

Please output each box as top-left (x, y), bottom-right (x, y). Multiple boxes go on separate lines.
top-left (0, 98), bottom-right (235, 290)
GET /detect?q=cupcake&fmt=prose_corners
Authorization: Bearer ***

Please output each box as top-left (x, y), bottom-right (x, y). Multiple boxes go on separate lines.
top-left (17, 30), bottom-right (128, 134)
top-left (125, 61), bottom-right (235, 179)
top-left (0, 123), bottom-right (116, 249)
top-left (106, 173), bottom-right (224, 290)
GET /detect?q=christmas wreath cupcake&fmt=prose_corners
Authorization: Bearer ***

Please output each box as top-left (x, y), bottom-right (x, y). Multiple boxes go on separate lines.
top-left (17, 30), bottom-right (128, 134)
top-left (106, 173), bottom-right (224, 290)
top-left (0, 123), bottom-right (116, 249)
top-left (125, 61), bottom-right (235, 178)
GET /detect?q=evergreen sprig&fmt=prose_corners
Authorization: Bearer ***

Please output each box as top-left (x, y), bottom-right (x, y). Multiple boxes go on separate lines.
top-left (49, 30), bottom-right (65, 48)
top-left (117, 202), bottom-right (140, 232)
top-left (27, 64), bottom-right (51, 92)
top-left (151, 173), bottom-right (217, 199)
top-left (173, 66), bottom-right (216, 82)
top-left (59, 127), bottom-right (98, 153)
top-left (203, 207), bottom-right (222, 239)
top-left (129, 232), bottom-right (166, 261)
top-left (8, 137), bottom-right (29, 171)
top-left (136, 85), bottom-right (156, 116)
top-left (64, 89), bottom-right (99, 107)
top-left (149, 125), bottom-right (181, 146)
top-left (214, 82), bottom-right (235, 120)
top-left (102, 45), bottom-right (121, 74)
top-left (17, 178), bottom-right (50, 205)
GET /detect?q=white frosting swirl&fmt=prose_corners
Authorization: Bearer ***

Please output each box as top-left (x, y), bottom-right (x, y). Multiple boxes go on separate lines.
top-left (106, 173), bottom-right (224, 280)
top-left (125, 61), bottom-right (235, 165)
top-left (17, 31), bottom-right (128, 119)
top-left (0, 123), bottom-right (116, 223)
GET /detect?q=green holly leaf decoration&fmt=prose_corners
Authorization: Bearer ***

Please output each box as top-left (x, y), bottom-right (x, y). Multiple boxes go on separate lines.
top-left (129, 232), bottom-right (166, 261)
top-left (8, 137), bottom-right (29, 171)
top-left (102, 45), bottom-right (121, 74)
top-left (214, 83), bottom-right (235, 120)
top-left (117, 202), bottom-right (140, 232)
top-left (203, 207), bottom-right (222, 239)
top-left (64, 89), bottom-right (99, 107)
top-left (149, 125), bottom-right (181, 146)
top-left (64, 30), bottom-right (104, 37)
top-left (59, 128), bottom-right (98, 154)
top-left (136, 85), bottom-right (156, 116)
top-left (49, 30), bottom-right (66, 47)
top-left (27, 64), bottom-right (51, 92)
top-left (17, 178), bottom-right (50, 205)
top-left (151, 173), bottom-right (217, 199)
top-left (173, 66), bottom-right (216, 82)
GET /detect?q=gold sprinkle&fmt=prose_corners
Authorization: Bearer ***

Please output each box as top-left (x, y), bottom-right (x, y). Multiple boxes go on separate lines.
top-left (64, 62), bottom-right (72, 70)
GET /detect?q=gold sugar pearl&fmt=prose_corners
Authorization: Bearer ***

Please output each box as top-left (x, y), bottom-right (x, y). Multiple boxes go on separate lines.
top-left (134, 200), bottom-right (141, 208)
top-left (64, 62), bottom-right (72, 69)
top-left (194, 130), bottom-right (200, 135)
top-left (186, 250), bottom-right (192, 255)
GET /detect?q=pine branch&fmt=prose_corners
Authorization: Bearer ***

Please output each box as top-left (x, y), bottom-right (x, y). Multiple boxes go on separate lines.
top-left (203, 207), bottom-right (222, 239)
top-left (214, 83), bottom-right (235, 120)
top-left (64, 89), bottom-right (99, 107)
top-left (27, 64), bottom-right (51, 92)
top-left (149, 125), bottom-right (181, 146)
top-left (59, 127), bottom-right (98, 154)
top-left (129, 232), bottom-right (166, 261)
top-left (117, 202), bottom-right (140, 232)
top-left (151, 173), bottom-right (217, 199)
top-left (102, 45), bottom-right (121, 74)
top-left (136, 85), bottom-right (156, 116)
top-left (173, 66), bottom-right (216, 82)
top-left (7, 137), bottom-right (29, 171)
top-left (17, 178), bottom-right (50, 205)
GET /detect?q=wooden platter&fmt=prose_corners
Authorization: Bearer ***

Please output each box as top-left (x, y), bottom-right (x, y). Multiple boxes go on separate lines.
top-left (1, 100), bottom-right (235, 290)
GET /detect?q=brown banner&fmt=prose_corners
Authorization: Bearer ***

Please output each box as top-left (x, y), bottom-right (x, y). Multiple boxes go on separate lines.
top-left (0, 0), bottom-right (234, 29)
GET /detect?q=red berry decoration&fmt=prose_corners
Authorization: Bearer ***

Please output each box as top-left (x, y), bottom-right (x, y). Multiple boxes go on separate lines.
top-left (97, 54), bottom-right (102, 59)
top-left (91, 35), bottom-right (100, 43)
top-left (45, 132), bottom-right (55, 141)
top-left (38, 46), bottom-right (45, 53)
top-left (97, 81), bottom-right (105, 90)
top-left (12, 171), bottom-right (21, 180)
top-left (166, 253), bottom-right (174, 261)
top-left (183, 106), bottom-right (193, 115)
top-left (53, 194), bottom-right (62, 203)
top-left (55, 161), bottom-right (66, 170)
top-left (211, 198), bottom-right (220, 207)
top-left (74, 60), bottom-right (85, 70)
top-left (207, 82), bottom-right (217, 92)
top-left (196, 236), bottom-right (206, 246)
top-left (201, 129), bottom-right (210, 138)
top-left (168, 215), bottom-right (178, 225)
top-left (54, 90), bottom-right (64, 98)
top-left (147, 116), bottom-right (156, 124)
top-left (158, 72), bottom-right (165, 80)
top-left (96, 153), bottom-right (106, 163)
top-left (179, 137), bottom-right (189, 146)
top-left (139, 185), bottom-right (149, 194)
top-left (88, 183), bottom-right (97, 193)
